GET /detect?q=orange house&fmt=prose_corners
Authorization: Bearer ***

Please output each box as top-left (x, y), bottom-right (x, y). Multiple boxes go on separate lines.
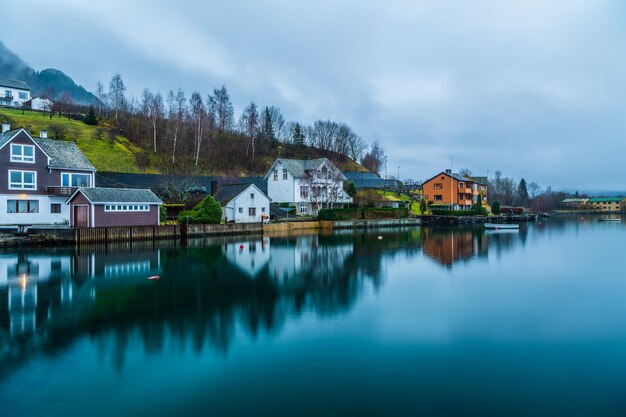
top-left (422, 169), bottom-right (478, 210)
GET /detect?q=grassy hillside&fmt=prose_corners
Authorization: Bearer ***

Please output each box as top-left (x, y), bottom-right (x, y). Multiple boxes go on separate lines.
top-left (0, 108), bottom-right (140, 172)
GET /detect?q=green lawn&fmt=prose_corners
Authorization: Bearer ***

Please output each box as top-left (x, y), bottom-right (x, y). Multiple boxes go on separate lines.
top-left (375, 190), bottom-right (423, 215)
top-left (0, 107), bottom-right (140, 172)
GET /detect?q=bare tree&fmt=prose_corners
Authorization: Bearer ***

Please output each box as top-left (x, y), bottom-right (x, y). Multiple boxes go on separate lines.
top-left (361, 141), bottom-right (385, 174)
top-left (528, 182), bottom-right (541, 199)
top-left (239, 101), bottom-right (260, 167)
top-left (96, 81), bottom-right (107, 117)
top-left (189, 92), bottom-right (205, 166)
top-left (209, 85), bottom-right (234, 132)
top-left (108, 73), bottom-right (126, 121)
top-left (167, 89), bottom-right (186, 164)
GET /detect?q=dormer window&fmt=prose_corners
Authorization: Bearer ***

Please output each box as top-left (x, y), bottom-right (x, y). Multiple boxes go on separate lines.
top-left (11, 144), bottom-right (35, 163)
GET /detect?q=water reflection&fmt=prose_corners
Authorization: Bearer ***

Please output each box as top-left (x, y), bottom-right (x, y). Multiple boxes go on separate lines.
top-left (0, 225), bottom-right (532, 376)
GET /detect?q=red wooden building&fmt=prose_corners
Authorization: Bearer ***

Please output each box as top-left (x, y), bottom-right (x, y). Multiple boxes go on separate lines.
top-left (66, 187), bottom-right (162, 228)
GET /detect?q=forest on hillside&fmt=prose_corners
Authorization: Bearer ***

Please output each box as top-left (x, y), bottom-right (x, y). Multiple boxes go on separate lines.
top-left (83, 73), bottom-right (386, 176)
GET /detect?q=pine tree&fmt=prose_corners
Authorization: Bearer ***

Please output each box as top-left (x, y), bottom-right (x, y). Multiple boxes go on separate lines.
top-left (516, 178), bottom-right (529, 207)
top-left (261, 107), bottom-right (276, 144)
top-left (292, 123), bottom-right (305, 146)
top-left (83, 106), bottom-right (98, 125)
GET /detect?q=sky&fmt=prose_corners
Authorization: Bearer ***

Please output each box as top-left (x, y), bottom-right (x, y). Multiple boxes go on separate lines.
top-left (2, 0), bottom-right (626, 191)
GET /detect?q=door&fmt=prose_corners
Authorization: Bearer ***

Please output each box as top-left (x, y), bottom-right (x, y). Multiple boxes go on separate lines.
top-left (74, 205), bottom-right (89, 228)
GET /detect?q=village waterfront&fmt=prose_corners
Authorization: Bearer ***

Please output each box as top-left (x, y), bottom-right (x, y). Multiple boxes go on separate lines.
top-left (1, 215), bottom-right (626, 416)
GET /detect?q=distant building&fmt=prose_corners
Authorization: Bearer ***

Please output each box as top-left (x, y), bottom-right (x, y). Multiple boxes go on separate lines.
top-left (561, 198), bottom-right (589, 209)
top-left (0, 77), bottom-right (31, 107)
top-left (66, 187), bottom-right (162, 227)
top-left (24, 96), bottom-right (54, 112)
top-left (264, 158), bottom-right (352, 215)
top-left (466, 175), bottom-right (489, 206)
top-left (422, 169), bottom-right (478, 210)
top-left (587, 197), bottom-right (624, 212)
top-left (212, 182), bottom-right (271, 223)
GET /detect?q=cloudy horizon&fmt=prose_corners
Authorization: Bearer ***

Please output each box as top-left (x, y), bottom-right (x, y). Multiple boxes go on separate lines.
top-left (2, 0), bottom-right (625, 191)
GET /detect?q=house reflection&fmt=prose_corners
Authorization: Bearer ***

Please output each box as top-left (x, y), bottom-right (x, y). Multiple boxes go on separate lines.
top-left (421, 227), bottom-right (524, 267)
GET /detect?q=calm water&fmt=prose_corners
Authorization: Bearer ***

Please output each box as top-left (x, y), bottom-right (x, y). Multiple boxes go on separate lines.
top-left (1, 216), bottom-right (626, 416)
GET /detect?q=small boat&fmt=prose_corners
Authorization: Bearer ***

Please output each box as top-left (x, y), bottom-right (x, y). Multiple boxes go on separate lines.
top-left (484, 223), bottom-right (519, 229)
top-left (147, 275), bottom-right (161, 280)
top-left (599, 218), bottom-right (622, 222)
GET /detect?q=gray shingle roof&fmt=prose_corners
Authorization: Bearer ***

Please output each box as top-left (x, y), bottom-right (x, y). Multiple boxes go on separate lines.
top-left (34, 138), bottom-right (96, 171)
top-left (213, 183), bottom-right (253, 205)
top-left (0, 129), bottom-right (19, 149)
top-left (268, 158), bottom-right (347, 180)
top-left (74, 187), bottom-right (162, 204)
top-left (0, 77), bottom-right (30, 90)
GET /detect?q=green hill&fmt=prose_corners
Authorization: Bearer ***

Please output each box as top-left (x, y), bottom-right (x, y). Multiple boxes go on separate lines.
top-left (0, 108), bottom-right (139, 172)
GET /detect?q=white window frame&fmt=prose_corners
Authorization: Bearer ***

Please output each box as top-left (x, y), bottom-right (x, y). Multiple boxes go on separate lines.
top-left (7, 199), bottom-right (39, 213)
top-left (248, 207), bottom-right (256, 216)
top-left (9, 170), bottom-right (37, 190)
top-left (18, 92), bottom-right (28, 100)
top-left (282, 169), bottom-right (288, 180)
top-left (10, 144), bottom-right (35, 163)
top-left (104, 204), bottom-right (150, 212)
top-left (61, 172), bottom-right (92, 187)
top-left (273, 170), bottom-right (278, 181)
top-left (300, 203), bottom-right (307, 214)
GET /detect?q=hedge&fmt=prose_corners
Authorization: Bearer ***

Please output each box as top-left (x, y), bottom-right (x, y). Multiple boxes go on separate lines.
top-left (430, 209), bottom-right (486, 217)
top-left (318, 207), bottom-right (409, 220)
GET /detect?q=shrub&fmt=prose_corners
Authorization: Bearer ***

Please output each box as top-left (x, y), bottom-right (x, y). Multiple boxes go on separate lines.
top-left (318, 207), bottom-right (408, 220)
top-left (178, 195), bottom-right (222, 224)
top-left (83, 106), bottom-right (98, 125)
top-left (430, 209), bottom-right (479, 216)
top-left (491, 201), bottom-right (501, 215)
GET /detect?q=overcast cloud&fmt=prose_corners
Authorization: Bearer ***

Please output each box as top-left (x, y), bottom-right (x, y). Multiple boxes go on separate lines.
top-left (2, 0), bottom-right (625, 190)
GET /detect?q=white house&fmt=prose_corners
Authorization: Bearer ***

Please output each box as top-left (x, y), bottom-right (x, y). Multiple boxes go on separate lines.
top-left (264, 158), bottom-right (353, 216)
top-left (213, 183), bottom-right (271, 223)
top-left (223, 238), bottom-right (271, 278)
top-left (25, 96), bottom-right (54, 112)
top-left (0, 78), bottom-right (31, 108)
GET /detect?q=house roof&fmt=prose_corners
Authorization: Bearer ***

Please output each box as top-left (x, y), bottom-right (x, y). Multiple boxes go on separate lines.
top-left (0, 128), bottom-right (95, 171)
top-left (213, 183), bottom-right (256, 205)
top-left (562, 198), bottom-right (589, 203)
top-left (266, 158), bottom-right (348, 181)
top-left (34, 138), bottom-right (95, 171)
top-left (0, 77), bottom-right (30, 90)
top-left (424, 171), bottom-right (477, 185)
top-left (344, 171), bottom-right (402, 189)
top-left (588, 197), bottom-right (624, 203)
top-left (69, 187), bottom-right (162, 204)
top-left (469, 176), bottom-right (489, 185)
top-left (95, 172), bottom-right (267, 196)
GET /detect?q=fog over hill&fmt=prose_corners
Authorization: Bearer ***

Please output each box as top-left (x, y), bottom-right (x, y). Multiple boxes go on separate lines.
top-left (0, 41), bottom-right (97, 105)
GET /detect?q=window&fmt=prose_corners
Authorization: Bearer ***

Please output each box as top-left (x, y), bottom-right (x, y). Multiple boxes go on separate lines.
top-left (249, 207), bottom-right (256, 216)
top-left (62, 173), bottom-right (91, 187)
top-left (458, 182), bottom-right (464, 188)
top-left (434, 183), bottom-right (443, 189)
top-left (4, 90), bottom-right (11, 98)
top-left (434, 195), bottom-right (443, 201)
top-left (238, 207), bottom-right (243, 213)
top-left (104, 205), bottom-right (149, 212)
top-left (283, 169), bottom-right (288, 180)
top-left (273, 170), bottom-right (278, 181)
top-left (7, 200), bottom-right (39, 213)
top-left (18, 92), bottom-right (28, 100)
top-left (9, 170), bottom-right (36, 190)
top-left (261, 207), bottom-right (266, 212)
top-left (51, 203), bottom-right (62, 213)
top-left (300, 186), bottom-right (309, 198)
top-left (10, 144), bottom-right (35, 163)
top-left (250, 193), bottom-right (255, 199)
top-left (300, 203), bottom-right (308, 214)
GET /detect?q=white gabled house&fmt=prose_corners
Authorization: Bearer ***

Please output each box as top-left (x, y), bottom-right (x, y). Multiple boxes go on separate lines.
top-left (264, 158), bottom-right (353, 215)
top-left (213, 183), bottom-right (271, 223)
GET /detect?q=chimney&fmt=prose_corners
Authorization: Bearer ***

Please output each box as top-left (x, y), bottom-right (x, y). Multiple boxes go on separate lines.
top-left (1, 122), bottom-right (10, 133)
top-left (40, 130), bottom-right (48, 139)
top-left (210, 180), bottom-right (219, 196)
top-left (445, 169), bottom-right (452, 174)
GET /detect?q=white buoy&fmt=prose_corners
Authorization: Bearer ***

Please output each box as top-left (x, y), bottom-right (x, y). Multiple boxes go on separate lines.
top-left (378, 235), bottom-right (383, 240)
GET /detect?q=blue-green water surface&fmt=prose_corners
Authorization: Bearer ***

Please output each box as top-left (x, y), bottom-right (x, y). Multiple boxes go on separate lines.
top-left (1, 217), bottom-right (626, 416)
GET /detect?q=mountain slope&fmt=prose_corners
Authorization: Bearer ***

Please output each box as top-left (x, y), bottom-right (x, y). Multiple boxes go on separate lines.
top-left (0, 41), bottom-right (98, 105)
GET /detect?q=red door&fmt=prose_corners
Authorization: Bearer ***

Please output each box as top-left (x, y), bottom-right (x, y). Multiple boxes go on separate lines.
top-left (74, 206), bottom-right (89, 228)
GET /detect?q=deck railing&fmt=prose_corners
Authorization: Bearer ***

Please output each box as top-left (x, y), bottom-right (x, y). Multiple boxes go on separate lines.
top-left (48, 186), bottom-right (77, 196)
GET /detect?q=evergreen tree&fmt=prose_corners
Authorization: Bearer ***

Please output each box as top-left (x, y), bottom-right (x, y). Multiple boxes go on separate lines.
top-left (491, 201), bottom-right (501, 215)
top-left (261, 106), bottom-right (276, 144)
top-left (516, 178), bottom-right (529, 207)
top-left (83, 106), bottom-right (98, 125)
top-left (178, 195), bottom-right (222, 224)
top-left (292, 123), bottom-right (306, 146)
top-left (345, 182), bottom-right (357, 198)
